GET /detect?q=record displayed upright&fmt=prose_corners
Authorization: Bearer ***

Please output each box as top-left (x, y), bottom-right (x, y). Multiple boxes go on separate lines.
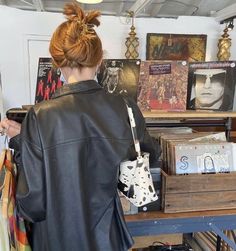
top-left (187, 61), bottom-right (236, 111)
top-left (137, 60), bottom-right (188, 111)
top-left (97, 59), bottom-right (141, 101)
top-left (35, 58), bottom-right (64, 104)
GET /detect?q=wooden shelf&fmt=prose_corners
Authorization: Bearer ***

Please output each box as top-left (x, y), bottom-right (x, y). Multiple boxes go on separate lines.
top-left (125, 209), bottom-right (236, 222)
top-left (143, 110), bottom-right (236, 119)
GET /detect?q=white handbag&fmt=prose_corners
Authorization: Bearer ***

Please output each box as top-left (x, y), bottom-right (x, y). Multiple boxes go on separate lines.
top-left (118, 104), bottom-right (158, 207)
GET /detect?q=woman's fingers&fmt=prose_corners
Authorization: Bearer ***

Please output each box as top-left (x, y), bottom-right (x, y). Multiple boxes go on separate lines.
top-left (7, 119), bottom-right (21, 130)
top-left (0, 118), bottom-right (21, 138)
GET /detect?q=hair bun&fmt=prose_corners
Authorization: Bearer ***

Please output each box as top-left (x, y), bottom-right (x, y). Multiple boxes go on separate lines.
top-left (50, 2), bottom-right (103, 69)
top-left (63, 2), bottom-right (85, 22)
top-left (63, 2), bottom-right (101, 28)
top-left (85, 11), bottom-right (101, 27)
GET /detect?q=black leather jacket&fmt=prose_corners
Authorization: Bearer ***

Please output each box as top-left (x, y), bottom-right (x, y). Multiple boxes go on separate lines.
top-left (10, 80), bottom-right (160, 251)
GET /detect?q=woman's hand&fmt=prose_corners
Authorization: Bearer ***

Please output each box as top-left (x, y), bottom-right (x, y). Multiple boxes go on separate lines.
top-left (0, 118), bottom-right (21, 138)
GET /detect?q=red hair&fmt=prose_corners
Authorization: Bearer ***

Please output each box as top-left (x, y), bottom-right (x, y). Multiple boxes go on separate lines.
top-left (49, 2), bottom-right (103, 68)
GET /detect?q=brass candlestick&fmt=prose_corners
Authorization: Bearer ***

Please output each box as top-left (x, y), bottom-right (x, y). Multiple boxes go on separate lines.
top-left (217, 27), bottom-right (232, 61)
top-left (125, 11), bottom-right (139, 59)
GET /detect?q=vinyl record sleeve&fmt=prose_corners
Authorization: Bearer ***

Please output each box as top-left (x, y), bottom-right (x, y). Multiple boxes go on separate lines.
top-left (137, 60), bottom-right (188, 111)
top-left (187, 61), bottom-right (236, 111)
top-left (97, 59), bottom-right (141, 101)
top-left (35, 58), bottom-right (64, 104)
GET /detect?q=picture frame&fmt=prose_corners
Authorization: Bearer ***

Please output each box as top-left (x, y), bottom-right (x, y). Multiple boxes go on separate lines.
top-left (146, 33), bottom-right (207, 62)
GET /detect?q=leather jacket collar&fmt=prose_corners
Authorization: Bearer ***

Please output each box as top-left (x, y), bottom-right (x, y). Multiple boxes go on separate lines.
top-left (52, 80), bottom-right (103, 99)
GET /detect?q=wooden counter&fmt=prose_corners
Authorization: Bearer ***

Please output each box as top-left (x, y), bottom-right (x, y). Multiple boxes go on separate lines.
top-left (143, 110), bottom-right (236, 119)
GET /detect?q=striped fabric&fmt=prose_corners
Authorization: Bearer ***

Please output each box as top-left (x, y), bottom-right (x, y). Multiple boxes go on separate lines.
top-left (1, 149), bottom-right (31, 251)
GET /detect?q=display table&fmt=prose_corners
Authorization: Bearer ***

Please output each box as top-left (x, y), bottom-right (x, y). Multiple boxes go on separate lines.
top-left (133, 111), bottom-right (236, 250)
top-left (125, 206), bottom-right (236, 250)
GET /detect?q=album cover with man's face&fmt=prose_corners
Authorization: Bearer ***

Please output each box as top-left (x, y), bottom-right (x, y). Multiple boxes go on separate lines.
top-left (97, 59), bottom-right (141, 101)
top-left (187, 61), bottom-right (236, 111)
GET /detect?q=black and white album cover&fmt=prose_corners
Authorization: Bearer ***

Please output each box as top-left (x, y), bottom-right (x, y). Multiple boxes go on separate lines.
top-left (97, 59), bottom-right (141, 101)
top-left (187, 61), bottom-right (236, 111)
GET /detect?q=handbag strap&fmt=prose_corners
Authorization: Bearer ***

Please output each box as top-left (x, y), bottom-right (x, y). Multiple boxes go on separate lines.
top-left (125, 103), bottom-right (142, 158)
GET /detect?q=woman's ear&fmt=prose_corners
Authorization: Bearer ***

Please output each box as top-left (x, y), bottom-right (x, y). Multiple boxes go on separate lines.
top-left (97, 58), bottom-right (104, 74)
top-left (60, 67), bottom-right (71, 84)
top-left (60, 67), bottom-right (72, 78)
top-left (98, 57), bottom-right (103, 68)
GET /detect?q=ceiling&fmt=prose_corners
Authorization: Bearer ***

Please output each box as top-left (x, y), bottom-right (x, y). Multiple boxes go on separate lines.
top-left (0, 0), bottom-right (236, 22)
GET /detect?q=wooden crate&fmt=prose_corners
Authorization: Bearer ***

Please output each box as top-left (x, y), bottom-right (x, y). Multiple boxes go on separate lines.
top-left (161, 170), bottom-right (236, 213)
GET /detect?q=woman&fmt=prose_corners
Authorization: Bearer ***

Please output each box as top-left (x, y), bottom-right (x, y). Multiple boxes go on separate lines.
top-left (0, 3), bottom-right (160, 251)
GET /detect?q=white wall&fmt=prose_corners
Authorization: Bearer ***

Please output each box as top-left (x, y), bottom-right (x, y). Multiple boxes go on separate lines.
top-left (0, 5), bottom-right (235, 111)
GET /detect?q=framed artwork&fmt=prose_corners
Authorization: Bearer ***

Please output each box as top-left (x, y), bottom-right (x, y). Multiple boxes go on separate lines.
top-left (187, 61), bottom-right (236, 111)
top-left (137, 60), bottom-right (188, 112)
top-left (35, 58), bottom-right (64, 104)
top-left (146, 33), bottom-right (207, 62)
top-left (97, 59), bottom-right (141, 101)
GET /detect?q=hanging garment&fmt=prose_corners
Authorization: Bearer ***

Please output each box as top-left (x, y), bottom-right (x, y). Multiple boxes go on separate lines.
top-left (0, 149), bottom-right (10, 251)
top-left (1, 149), bottom-right (31, 251)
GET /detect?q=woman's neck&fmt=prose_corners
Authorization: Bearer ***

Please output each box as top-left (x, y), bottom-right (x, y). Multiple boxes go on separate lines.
top-left (61, 66), bottom-right (96, 84)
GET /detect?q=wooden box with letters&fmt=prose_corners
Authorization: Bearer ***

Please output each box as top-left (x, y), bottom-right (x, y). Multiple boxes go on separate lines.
top-left (161, 170), bottom-right (236, 213)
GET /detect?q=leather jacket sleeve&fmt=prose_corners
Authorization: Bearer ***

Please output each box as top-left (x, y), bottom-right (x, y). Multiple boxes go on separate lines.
top-left (9, 108), bottom-right (46, 222)
top-left (126, 97), bottom-right (161, 168)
